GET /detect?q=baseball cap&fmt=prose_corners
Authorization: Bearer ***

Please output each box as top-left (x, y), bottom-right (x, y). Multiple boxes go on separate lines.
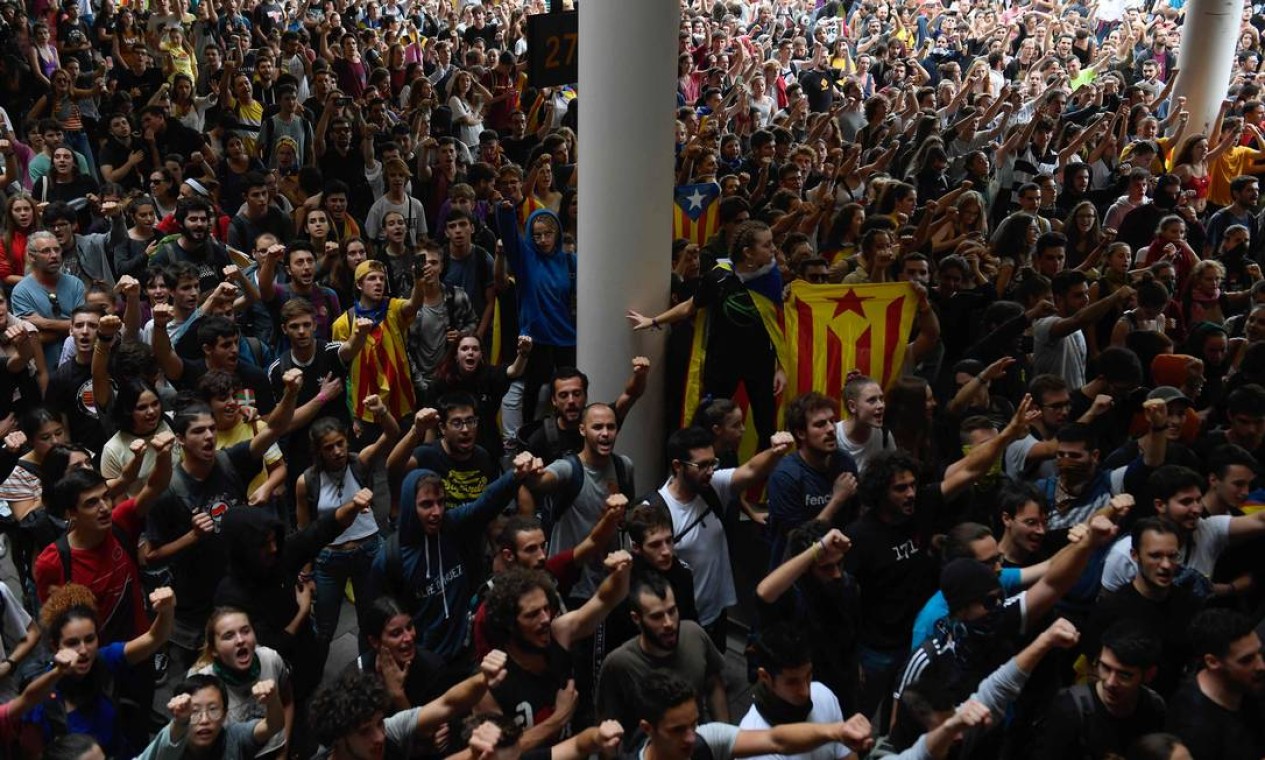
top-left (1147, 386), bottom-right (1191, 405)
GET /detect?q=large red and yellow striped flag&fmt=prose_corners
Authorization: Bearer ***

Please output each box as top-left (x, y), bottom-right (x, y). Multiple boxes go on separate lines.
top-left (673, 183), bottom-right (721, 246)
top-left (783, 281), bottom-right (918, 401)
top-left (679, 279), bottom-right (917, 464)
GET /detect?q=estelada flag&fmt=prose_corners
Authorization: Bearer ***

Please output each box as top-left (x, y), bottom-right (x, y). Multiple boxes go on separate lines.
top-left (782, 281), bottom-right (918, 402)
top-left (678, 279), bottom-right (917, 461)
top-left (673, 183), bottom-right (721, 247)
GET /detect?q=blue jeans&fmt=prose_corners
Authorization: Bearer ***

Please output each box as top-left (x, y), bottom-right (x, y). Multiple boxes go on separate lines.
top-left (312, 533), bottom-right (382, 648)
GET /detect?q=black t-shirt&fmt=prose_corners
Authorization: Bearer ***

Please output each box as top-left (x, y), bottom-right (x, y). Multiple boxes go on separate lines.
top-left (843, 488), bottom-right (942, 651)
top-left (97, 137), bottom-right (146, 192)
top-left (1087, 583), bottom-right (1203, 698)
top-left (148, 442), bottom-right (260, 622)
top-left (269, 341), bottom-right (350, 439)
top-left (1037, 683), bottom-right (1166, 760)
top-left (1167, 679), bottom-right (1265, 760)
top-left (798, 68), bottom-right (836, 112)
top-left (412, 442), bottom-right (501, 510)
top-left (522, 416), bottom-right (583, 465)
top-left (693, 266), bottom-right (776, 365)
top-left (45, 357), bottom-right (108, 456)
top-left (491, 642), bottom-right (573, 735)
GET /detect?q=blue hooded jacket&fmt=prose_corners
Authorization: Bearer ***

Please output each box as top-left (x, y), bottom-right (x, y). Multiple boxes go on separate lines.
top-left (496, 205), bottom-right (576, 347)
top-left (370, 468), bottom-right (517, 659)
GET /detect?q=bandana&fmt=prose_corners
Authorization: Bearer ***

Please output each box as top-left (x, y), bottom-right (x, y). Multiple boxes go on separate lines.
top-left (752, 680), bottom-right (813, 726)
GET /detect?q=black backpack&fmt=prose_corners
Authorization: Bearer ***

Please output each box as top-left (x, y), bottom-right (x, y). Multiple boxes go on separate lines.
top-left (639, 486), bottom-right (726, 544)
top-left (542, 453), bottom-right (634, 535)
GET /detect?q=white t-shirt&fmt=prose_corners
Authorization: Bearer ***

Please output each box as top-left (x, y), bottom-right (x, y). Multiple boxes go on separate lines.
top-left (738, 682), bottom-right (852, 760)
top-left (661, 469), bottom-right (737, 626)
top-left (1100, 515), bottom-right (1232, 592)
top-left (638, 723), bottom-right (741, 760)
top-left (1032, 315), bottom-right (1087, 389)
top-left (833, 422), bottom-right (893, 475)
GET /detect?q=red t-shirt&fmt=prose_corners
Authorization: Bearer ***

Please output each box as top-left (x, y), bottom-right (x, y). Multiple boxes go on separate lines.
top-left (33, 499), bottom-right (149, 644)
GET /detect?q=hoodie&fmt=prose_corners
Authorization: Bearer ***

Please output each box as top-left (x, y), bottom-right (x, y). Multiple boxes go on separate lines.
top-left (496, 205), bottom-right (576, 348)
top-left (370, 468), bottom-right (517, 660)
top-left (215, 506), bottom-right (343, 699)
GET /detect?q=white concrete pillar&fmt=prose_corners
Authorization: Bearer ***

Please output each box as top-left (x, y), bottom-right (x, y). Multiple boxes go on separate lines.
top-left (1172, 0), bottom-right (1240, 135)
top-left (576, 0), bottom-right (679, 483)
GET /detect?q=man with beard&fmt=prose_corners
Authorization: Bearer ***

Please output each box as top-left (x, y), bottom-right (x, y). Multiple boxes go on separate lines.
top-left (739, 624), bottom-right (853, 760)
top-left (330, 259), bottom-right (426, 424)
top-left (756, 525), bottom-right (860, 714)
top-left (146, 369), bottom-right (300, 675)
top-left (518, 362), bottom-right (649, 464)
top-left (651, 425), bottom-right (796, 649)
top-left (895, 511), bottom-right (1124, 712)
top-left (1102, 464), bottom-right (1265, 595)
top-left (1167, 609), bottom-right (1265, 759)
top-left (1205, 176), bottom-right (1261, 259)
top-left (470, 507), bottom-right (624, 657)
top-left (478, 554), bottom-right (633, 748)
top-left (1088, 518), bottom-right (1203, 697)
top-left (388, 393), bottom-right (500, 512)
top-left (12, 230), bottom-right (87, 368)
top-left (258, 240), bottom-right (344, 342)
top-left (520, 403), bottom-right (636, 601)
top-left (151, 197), bottom-right (234, 295)
top-left (597, 572), bottom-right (728, 736)
top-left (769, 392), bottom-right (859, 564)
top-left (843, 397), bottom-right (1039, 722)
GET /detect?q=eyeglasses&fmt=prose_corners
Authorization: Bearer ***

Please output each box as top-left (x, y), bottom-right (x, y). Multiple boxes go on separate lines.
top-left (445, 416), bottom-right (479, 430)
top-left (680, 458), bottom-right (720, 472)
top-left (190, 705), bottom-right (224, 721)
top-left (1039, 401), bottom-right (1071, 411)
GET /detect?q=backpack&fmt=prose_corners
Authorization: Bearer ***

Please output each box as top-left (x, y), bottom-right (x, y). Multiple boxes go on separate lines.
top-left (301, 459), bottom-right (369, 525)
top-left (544, 453), bottom-right (634, 531)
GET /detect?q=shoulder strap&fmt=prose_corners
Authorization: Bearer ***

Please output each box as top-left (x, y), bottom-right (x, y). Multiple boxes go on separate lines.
top-left (303, 467), bottom-right (319, 521)
top-left (611, 455), bottom-right (634, 499)
top-left (556, 453), bottom-right (586, 517)
top-left (111, 524), bottom-right (137, 566)
top-left (673, 486), bottom-right (723, 544)
top-left (544, 416), bottom-right (562, 453)
top-left (55, 533), bottom-right (72, 586)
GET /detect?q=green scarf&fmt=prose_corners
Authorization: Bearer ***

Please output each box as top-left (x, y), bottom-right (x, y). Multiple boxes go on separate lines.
top-left (213, 653), bottom-right (261, 688)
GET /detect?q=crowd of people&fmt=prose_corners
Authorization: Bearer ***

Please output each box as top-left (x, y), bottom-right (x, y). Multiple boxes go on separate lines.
top-left (0, 0), bottom-right (1263, 758)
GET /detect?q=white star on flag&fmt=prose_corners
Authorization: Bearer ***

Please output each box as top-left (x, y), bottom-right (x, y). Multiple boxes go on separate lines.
top-left (686, 188), bottom-right (706, 211)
